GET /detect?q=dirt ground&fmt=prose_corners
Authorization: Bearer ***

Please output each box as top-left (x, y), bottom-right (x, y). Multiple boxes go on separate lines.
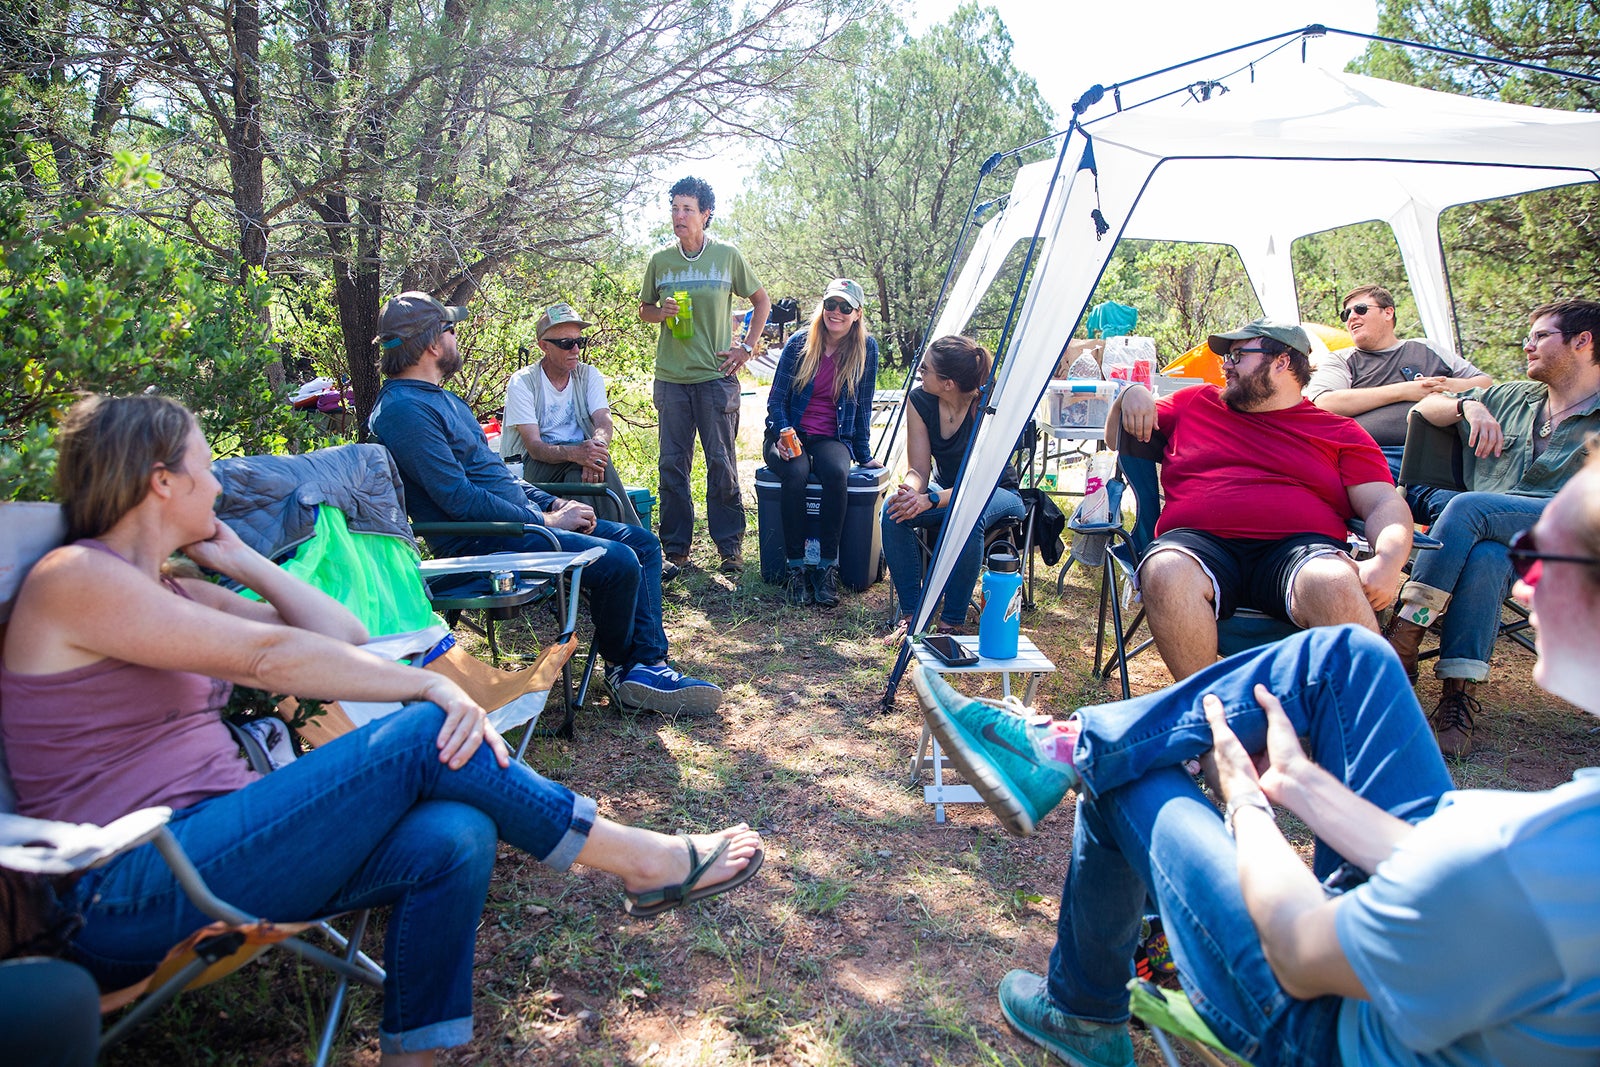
top-left (107, 442), bottom-right (1600, 1066)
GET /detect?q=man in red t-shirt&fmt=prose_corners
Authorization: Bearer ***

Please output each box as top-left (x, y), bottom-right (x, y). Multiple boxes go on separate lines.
top-left (1106, 319), bottom-right (1412, 679)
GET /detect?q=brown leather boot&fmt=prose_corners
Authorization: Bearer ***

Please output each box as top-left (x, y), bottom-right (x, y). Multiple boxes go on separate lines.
top-left (1383, 616), bottom-right (1428, 682)
top-left (1429, 678), bottom-right (1480, 758)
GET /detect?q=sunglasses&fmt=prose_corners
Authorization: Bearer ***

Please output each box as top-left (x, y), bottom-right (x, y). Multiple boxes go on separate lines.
top-left (544, 336), bottom-right (589, 351)
top-left (442, 323), bottom-right (456, 334)
top-left (822, 298), bottom-right (857, 314)
top-left (1339, 302), bottom-right (1387, 323)
top-left (1508, 527), bottom-right (1600, 585)
top-left (1220, 346), bottom-right (1271, 366)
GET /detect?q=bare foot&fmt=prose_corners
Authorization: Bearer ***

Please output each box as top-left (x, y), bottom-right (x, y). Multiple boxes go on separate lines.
top-left (882, 617), bottom-right (911, 646)
top-left (621, 823), bottom-right (762, 895)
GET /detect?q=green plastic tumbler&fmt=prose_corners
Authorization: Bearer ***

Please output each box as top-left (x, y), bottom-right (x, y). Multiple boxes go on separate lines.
top-left (669, 290), bottom-right (694, 340)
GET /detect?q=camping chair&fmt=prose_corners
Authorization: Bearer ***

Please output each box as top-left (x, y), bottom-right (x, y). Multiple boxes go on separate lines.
top-left (1398, 414), bottom-right (1537, 660)
top-left (0, 502), bottom-right (384, 1066)
top-left (411, 481), bottom-right (627, 735)
top-left (212, 445), bottom-right (599, 747)
top-left (1128, 978), bottom-right (1253, 1067)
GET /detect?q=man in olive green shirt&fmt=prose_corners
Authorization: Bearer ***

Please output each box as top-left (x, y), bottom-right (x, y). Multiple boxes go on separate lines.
top-left (638, 176), bottom-right (771, 573)
top-left (1386, 298), bottom-right (1600, 757)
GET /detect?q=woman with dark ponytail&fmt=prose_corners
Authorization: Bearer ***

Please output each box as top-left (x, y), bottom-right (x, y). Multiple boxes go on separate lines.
top-left (881, 335), bottom-right (1024, 641)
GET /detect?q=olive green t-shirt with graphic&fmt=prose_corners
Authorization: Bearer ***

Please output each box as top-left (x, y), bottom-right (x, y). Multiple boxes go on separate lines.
top-left (639, 237), bottom-right (762, 384)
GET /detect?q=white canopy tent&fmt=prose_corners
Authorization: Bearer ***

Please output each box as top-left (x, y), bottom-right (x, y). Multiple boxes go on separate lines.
top-left (910, 65), bottom-right (1600, 640)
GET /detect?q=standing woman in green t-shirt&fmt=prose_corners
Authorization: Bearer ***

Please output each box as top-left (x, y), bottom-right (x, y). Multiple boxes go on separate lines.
top-left (638, 176), bottom-right (771, 577)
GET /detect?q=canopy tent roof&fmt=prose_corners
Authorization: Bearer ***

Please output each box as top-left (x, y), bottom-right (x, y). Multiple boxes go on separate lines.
top-left (912, 63), bottom-right (1600, 639)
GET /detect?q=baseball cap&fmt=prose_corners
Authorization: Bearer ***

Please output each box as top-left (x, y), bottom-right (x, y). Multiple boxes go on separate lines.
top-left (536, 302), bottom-right (593, 339)
top-left (1207, 318), bottom-right (1311, 358)
top-left (374, 291), bottom-right (469, 349)
top-left (822, 278), bottom-right (865, 310)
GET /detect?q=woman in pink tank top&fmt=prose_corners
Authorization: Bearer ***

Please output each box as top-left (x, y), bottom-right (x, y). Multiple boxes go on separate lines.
top-left (0, 394), bottom-right (763, 1063)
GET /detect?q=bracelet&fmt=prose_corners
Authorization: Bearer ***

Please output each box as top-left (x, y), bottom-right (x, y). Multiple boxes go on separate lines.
top-left (1224, 791), bottom-right (1274, 837)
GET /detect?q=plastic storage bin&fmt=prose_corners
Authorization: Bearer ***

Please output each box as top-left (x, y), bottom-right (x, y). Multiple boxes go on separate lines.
top-left (754, 464), bottom-right (893, 591)
top-left (1045, 380), bottom-right (1120, 438)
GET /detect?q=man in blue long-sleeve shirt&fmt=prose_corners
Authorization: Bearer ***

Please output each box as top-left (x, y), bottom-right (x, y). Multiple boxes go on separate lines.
top-left (369, 291), bottom-right (722, 716)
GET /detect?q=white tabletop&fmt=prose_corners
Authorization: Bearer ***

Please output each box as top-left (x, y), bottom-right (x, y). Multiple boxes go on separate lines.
top-left (909, 634), bottom-right (1054, 675)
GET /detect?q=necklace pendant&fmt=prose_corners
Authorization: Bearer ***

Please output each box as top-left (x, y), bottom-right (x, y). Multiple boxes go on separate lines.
top-left (1539, 420), bottom-right (1552, 438)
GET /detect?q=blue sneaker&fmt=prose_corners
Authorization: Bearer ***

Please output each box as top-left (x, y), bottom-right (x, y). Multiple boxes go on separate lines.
top-left (615, 663), bottom-right (723, 716)
top-left (998, 970), bottom-right (1133, 1067)
top-left (911, 667), bottom-right (1075, 836)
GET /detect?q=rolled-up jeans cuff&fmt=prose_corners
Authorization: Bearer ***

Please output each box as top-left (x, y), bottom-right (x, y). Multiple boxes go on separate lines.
top-left (380, 1014), bottom-right (473, 1053)
top-left (543, 793), bottom-right (597, 870)
top-left (1435, 657), bottom-right (1490, 682)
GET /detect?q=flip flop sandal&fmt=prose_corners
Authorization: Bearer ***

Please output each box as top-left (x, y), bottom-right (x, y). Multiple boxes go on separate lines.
top-left (623, 834), bottom-right (765, 919)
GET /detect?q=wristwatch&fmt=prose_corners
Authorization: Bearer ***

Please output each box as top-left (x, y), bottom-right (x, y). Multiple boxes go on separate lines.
top-left (926, 487), bottom-right (941, 506)
top-left (1225, 791), bottom-right (1274, 837)
top-left (735, 340), bottom-right (753, 354)
top-left (1456, 396), bottom-right (1472, 419)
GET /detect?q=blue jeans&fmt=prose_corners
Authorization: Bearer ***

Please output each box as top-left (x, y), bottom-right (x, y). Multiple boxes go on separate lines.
top-left (1046, 625), bottom-right (1454, 1066)
top-left (654, 377), bottom-right (746, 557)
top-left (448, 517), bottom-right (669, 669)
top-left (881, 486), bottom-right (1026, 626)
top-left (1407, 491), bottom-right (1546, 681)
top-left (62, 705), bottom-right (597, 1054)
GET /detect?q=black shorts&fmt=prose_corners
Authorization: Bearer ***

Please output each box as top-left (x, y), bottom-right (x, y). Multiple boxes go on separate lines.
top-left (1137, 529), bottom-right (1348, 623)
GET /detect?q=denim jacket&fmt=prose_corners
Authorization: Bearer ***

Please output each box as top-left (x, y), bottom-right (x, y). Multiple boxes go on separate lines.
top-left (764, 329), bottom-right (878, 463)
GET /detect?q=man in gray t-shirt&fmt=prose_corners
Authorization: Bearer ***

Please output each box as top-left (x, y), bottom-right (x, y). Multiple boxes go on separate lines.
top-left (1307, 285), bottom-right (1492, 520)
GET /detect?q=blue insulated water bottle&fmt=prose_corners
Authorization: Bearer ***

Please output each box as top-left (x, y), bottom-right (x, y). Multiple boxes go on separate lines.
top-left (978, 540), bottom-right (1024, 660)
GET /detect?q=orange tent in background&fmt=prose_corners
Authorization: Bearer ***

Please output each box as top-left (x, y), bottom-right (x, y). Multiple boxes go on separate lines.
top-left (1160, 321), bottom-right (1353, 388)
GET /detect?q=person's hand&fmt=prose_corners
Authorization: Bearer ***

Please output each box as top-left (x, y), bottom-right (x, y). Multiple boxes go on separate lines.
top-left (1119, 385), bottom-right (1157, 442)
top-left (885, 484), bottom-right (929, 523)
top-left (719, 342), bottom-right (755, 375)
top-left (1203, 685), bottom-right (1310, 808)
top-left (1400, 375), bottom-right (1450, 401)
top-left (1462, 401), bottom-right (1505, 458)
top-left (548, 499), bottom-right (597, 534)
top-left (659, 296), bottom-right (680, 319)
top-left (1355, 552), bottom-right (1403, 612)
top-left (571, 437), bottom-right (608, 473)
top-left (550, 502), bottom-right (601, 534)
top-left (862, 458), bottom-right (883, 469)
top-left (181, 518), bottom-right (264, 578)
top-left (420, 675), bottom-right (509, 770)
top-left (580, 465), bottom-right (604, 484)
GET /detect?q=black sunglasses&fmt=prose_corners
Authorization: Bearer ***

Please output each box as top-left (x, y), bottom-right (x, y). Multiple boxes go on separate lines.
top-left (544, 337), bottom-right (589, 351)
top-left (1339, 302), bottom-right (1387, 323)
top-left (1508, 527), bottom-right (1600, 583)
top-left (822, 298), bottom-right (856, 314)
top-left (442, 323), bottom-right (456, 334)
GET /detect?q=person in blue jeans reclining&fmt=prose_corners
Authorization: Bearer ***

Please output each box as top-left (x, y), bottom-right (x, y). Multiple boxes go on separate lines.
top-left (912, 452), bottom-right (1600, 1066)
top-left (0, 394), bottom-right (763, 1065)
top-left (368, 290), bottom-right (721, 716)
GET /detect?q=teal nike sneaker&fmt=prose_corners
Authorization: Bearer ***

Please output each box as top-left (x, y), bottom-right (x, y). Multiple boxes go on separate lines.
top-left (998, 970), bottom-right (1134, 1067)
top-left (911, 667), bottom-right (1076, 836)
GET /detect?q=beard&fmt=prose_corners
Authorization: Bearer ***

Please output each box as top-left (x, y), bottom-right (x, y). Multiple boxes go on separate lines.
top-left (1222, 361), bottom-right (1274, 411)
top-left (437, 345), bottom-right (463, 381)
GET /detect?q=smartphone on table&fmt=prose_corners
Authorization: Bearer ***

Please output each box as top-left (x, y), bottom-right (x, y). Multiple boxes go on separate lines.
top-left (922, 633), bottom-right (980, 667)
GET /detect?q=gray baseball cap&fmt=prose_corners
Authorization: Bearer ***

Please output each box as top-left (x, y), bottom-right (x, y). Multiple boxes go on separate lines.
top-left (375, 291), bottom-right (469, 349)
top-left (823, 278), bottom-right (866, 310)
top-left (536, 302), bottom-right (593, 339)
top-left (1207, 318), bottom-right (1311, 358)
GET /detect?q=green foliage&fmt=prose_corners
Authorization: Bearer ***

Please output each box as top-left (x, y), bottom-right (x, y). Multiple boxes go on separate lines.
top-left (1084, 241), bottom-right (1261, 364)
top-left (731, 3), bottom-right (1055, 365)
top-left (1349, 0), bottom-right (1599, 371)
top-left (0, 95), bottom-right (318, 499)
